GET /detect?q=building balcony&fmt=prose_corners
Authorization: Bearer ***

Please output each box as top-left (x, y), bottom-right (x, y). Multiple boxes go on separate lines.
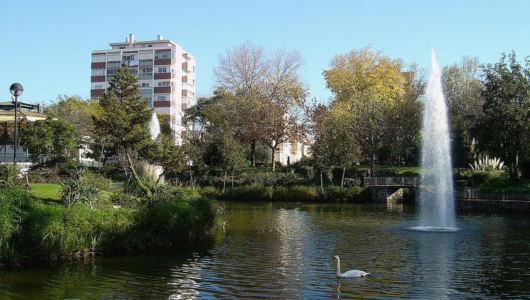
top-left (154, 73), bottom-right (172, 80)
top-left (182, 81), bottom-right (194, 89)
top-left (154, 101), bottom-right (171, 107)
top-left (91, 89), bottom-right (104, 98)
top-left (91, 62), bottom-right (106, 69)
top-left (154, 86), bottom-right (172, 93)
top-left (91, 76), bottom-right (106, 82)
top-left (154, 59), bottom-right (172, 65)
top-left (182, 62), bottom-right (191, 72)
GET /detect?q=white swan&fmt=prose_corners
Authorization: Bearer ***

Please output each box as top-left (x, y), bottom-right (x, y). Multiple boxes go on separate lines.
top-left (333, 255), bottom-right (370, 278)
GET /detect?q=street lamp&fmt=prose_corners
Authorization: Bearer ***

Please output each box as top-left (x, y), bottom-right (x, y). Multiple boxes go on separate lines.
top-left (9, 83), bottom-right (23, 164)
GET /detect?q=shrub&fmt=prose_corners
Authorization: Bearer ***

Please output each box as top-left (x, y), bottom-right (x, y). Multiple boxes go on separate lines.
top-left (323, 186), bottom-right (370, 202)
top-left (149, 185), bottom-right (201, 206)
top-left (296, 166), bottom-right (314, 179)
top-left (59, 168), bottom-right (101, 208)
top-left (378, 167), bottom-right (400, 176)
top-left (218, 186), bottom-right (271, 201)
top-left (0, 165), bottom-right (24, 189)
top-left (110, 190), bottom-right (140, 208)
top-left (198, 186), bottom-right (218, 199)
top-left (273, 185), bottom-right (319, 201)
top-left (0, 189), bottom-right (31, 240)
top-left (471, 171), bottom-right (490, 186)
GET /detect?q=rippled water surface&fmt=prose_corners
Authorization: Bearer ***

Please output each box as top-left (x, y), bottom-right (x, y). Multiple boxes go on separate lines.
top-left (2, 202), bottom-right (530, 299)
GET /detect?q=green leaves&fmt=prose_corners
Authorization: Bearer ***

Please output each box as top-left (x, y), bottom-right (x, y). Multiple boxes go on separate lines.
top-left (473, 52), bottom-right (530, 183)
top-left (22, 118), bottom-right (78, 164)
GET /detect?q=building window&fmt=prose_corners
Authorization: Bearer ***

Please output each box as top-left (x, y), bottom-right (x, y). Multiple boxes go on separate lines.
top-left (107, 67), bottom-right (120, 76)
top-left (155, 50), bottom-right (171, 59)
top-left (122, 54), bottom-right (136, 62)
top-left (157, 67), bottom-right (167, 73)
top-left (158, 81), bottom-right (171, 87)
top-left (94, 85), bottom-right (103, 90)
top-left (141, 83), bottom-right (150, 87)
top-left (157, 95), bottom-right (166, 101)
top-left (92, 69), bottom-right (104, 76)
top-left (91, 54), bottom-right (105, 63)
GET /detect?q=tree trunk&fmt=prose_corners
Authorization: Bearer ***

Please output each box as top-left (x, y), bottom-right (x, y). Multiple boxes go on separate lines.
top-left (341, 165), bottom-right (346, 188)
top-left (320, 173), bottom-right (324, 193)
top-left (223, 169), bottom-right (227, 193)
top-left (231, 168), bottom-right (235, 188)
top-left (271, 147), bottom-right (276, 171)
top-left (250, 140), bottom-right (256, 167)
top-left (125, 151), bottom-right (152, 198)
top-left (190, 169), bottom-right (194, 191)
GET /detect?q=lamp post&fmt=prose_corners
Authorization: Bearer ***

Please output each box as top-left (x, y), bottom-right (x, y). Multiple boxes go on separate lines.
top-left (9, 83), bottom-right (23, 164)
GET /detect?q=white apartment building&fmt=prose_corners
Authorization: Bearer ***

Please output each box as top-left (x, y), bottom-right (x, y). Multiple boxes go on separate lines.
top-left (91, 34), bottom-right (195, 144)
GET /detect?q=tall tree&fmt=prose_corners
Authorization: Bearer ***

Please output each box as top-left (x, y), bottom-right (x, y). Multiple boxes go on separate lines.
top-left (213, 41), bottom-right (308, 171)
top-left (387, 64), bottom-right (425, 165)
top-left (323, 47), bottom-right (405, 172)
top-left (92, 64), bottom-right (154, 196)
top-left (442, 56), bottom-right (483, 168)
top-left (472, 52), bottom-right (530, 183)
top-left (45, 95), bottom-right (97, 138)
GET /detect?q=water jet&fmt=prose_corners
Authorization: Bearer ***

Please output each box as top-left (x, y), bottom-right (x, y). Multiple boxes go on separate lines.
top-left (413, 49), bottom-right (457, 232)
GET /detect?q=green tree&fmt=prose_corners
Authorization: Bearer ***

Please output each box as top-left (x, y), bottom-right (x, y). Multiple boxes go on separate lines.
top-left (442, 56), bottom-right (483, 168)
top-left (145, 134), bottom-right (186, 185)
top-left (45, 95), bottom-right (97, 138)
top-left (21, 118), bottom-right (78, 164)
top-left (92, 64), bottom-right (154, 196)
top-left (472, 52), bottom-right (530, 183)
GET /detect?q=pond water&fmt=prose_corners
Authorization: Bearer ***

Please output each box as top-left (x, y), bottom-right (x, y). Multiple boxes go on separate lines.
top-left (2, 201), bottom-right (530, 299)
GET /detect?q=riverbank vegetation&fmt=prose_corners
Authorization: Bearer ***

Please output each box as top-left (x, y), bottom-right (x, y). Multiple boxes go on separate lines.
top-left (0, 177), bottom-right (220, 266)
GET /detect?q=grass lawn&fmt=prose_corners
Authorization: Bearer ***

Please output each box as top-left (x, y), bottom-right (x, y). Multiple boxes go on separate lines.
top-left (29, 183), bottom-right (61, 203)
top-left (29, 183), bottom-right (113, 203)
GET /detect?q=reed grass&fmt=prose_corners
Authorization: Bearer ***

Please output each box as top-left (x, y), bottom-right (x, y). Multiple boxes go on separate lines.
top-left (0, 186), bottom-right (221, 266)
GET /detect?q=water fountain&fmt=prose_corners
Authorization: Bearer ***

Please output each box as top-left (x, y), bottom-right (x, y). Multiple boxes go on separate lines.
top-left (144, 111), bottom-right (164, 182)
top-left (413, 49), bottom-right (457, 231)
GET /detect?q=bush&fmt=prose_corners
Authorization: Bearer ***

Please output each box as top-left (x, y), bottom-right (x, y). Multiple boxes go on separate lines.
top-left (218, 185), bottom-right (271, 201)
top-left (59, 168), bottom-right (101, 208)
top-left (198, 186), bottom-right (219, 199)
top-left (273, 185), bottom-right (319, 201)
top-left (0, 165), bottom-right (25, 189)
top-left (378, 167), bottom-right (400, 176)
top-left (238, 171), bottom-right (299, 187)
top-left (296, 166), bottom-right (314, 179)
top-left (149, 185), bottom-right (201, 206)
top-left (323, 186), bottom-right (370, 202)
top-left (0, 189), bottom-right (31, 240)
top-left (471, 171), bottom-right (490, 186)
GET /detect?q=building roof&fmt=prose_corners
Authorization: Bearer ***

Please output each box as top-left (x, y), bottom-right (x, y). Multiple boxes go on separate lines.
top-left (0, 101), bottom-right (42, 113)
top-left (0, 109), bottom-right (48, 123)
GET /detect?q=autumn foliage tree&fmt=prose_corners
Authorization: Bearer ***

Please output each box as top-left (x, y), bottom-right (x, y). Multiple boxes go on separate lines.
top-left (323, 47), bottom-right (405, 172)
top-left (214, 41), bottom-right (308, 171)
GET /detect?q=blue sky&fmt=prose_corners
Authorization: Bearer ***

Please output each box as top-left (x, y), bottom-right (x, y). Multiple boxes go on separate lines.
top-left (1, 0), bottom-right (529, 106)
